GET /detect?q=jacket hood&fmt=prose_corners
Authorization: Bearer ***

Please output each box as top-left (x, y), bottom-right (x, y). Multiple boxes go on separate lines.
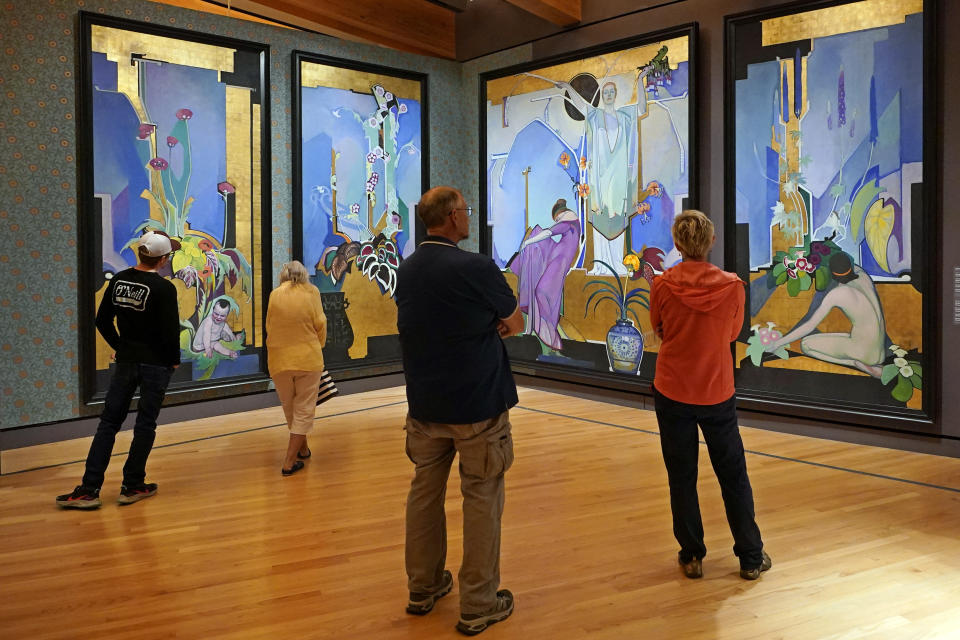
top-left (656, 261), bottom-right (743, 313)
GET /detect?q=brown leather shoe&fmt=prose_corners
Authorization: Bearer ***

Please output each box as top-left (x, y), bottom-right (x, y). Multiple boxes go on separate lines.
top-left (679, 556), bottom-right (703, 579)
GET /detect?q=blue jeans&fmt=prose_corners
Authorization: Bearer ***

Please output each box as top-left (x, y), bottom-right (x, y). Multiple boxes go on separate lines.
top-left (653, 388), bottom-right (764, 569)
top-left (82, 362), bottom-right (173, 489)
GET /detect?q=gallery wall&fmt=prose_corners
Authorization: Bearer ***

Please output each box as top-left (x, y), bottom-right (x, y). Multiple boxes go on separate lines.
top-left (0, 0), bottom-right (464, 429)
top-left (2, 0), bottom-right (956, 454)
top-left (460, 0), bottom-right (959, 449)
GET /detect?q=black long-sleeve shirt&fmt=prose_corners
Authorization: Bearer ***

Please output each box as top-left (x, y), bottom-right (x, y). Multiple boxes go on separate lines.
top-left (95, 267), bottom-right (181, 366)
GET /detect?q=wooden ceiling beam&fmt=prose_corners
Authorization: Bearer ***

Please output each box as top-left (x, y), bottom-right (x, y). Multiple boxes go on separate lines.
top-left (503, 0), bottom-right (581, 27)
top-left (223, 0), bottom-right (456, 59)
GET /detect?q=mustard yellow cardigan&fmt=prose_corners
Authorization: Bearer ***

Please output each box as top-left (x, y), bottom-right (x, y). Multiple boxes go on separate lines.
top-left (265, 281), bottom-right (327, 374)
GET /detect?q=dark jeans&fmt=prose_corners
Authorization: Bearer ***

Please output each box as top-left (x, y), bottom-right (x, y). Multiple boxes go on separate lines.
top-left (82, 362), bottom-right (173, 489)
top-left (653, 388), bottom-right (764, 569)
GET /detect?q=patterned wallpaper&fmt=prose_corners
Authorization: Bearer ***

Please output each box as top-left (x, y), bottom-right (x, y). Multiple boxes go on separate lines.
top-left (0, 0), bottom-right (486, 428)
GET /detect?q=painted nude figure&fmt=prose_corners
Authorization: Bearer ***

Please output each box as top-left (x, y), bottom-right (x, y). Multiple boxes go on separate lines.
top-left (767, 252), bottom-right (886, 377)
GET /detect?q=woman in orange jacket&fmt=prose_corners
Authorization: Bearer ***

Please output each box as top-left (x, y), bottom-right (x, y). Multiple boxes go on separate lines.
top-left (650, 210), bottom-right (771, 580)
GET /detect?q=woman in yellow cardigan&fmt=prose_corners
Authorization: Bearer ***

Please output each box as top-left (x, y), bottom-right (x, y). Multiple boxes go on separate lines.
top-left (266, 261), bottom-right (327, 475)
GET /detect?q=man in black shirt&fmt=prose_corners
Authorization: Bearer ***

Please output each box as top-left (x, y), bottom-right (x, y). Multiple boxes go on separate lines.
top-left (396, 186), bottom-right (523, 636)
top-left (56, 230), bottom-right (182, 509)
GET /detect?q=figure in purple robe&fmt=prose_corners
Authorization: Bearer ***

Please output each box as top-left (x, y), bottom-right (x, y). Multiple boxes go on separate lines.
top-left (507, 198), bottom-right (582, 351)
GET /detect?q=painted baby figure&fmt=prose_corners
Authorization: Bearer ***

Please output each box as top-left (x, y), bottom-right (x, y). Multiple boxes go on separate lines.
top-left (192, 299), bottom-right (240, 359)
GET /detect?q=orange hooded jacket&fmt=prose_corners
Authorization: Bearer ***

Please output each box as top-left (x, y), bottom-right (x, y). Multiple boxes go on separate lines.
top-left (650, 261), bottom-right (745, 405)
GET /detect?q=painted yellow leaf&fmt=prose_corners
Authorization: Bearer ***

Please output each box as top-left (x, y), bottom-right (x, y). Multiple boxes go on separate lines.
top-left (864, 199), bottom-right (895, 272)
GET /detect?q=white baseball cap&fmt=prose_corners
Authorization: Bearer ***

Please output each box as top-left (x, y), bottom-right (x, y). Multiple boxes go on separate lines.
top-left (138, 230), bottom-right (182, 257)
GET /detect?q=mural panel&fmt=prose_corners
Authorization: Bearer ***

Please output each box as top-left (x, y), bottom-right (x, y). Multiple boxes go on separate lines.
top-left (725, 0), bottom-right (936, 424)
top-left (481, 26), bottom-right (697, 384)
top-left (78, 14), bottom-right (272, 401)
top-left (292, 52), bottom-right (426, 372)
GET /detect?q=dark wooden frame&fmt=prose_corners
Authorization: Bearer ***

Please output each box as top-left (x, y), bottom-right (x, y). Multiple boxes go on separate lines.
top-left (478, 23), bottom-right (700, 394)
top-left (723, 0), bottom-right (939, 432)
top-left (76, 12), bottom-right (273, 404)
top-left (291, 51), bottom-right (429, 379)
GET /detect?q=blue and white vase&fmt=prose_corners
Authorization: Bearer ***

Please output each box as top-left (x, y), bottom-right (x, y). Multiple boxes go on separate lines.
top-left (606, 318), bottom-right (644, 375)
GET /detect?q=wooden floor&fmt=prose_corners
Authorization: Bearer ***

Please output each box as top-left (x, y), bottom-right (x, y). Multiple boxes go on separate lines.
top-left (2, 386), bottom-right (960, 640)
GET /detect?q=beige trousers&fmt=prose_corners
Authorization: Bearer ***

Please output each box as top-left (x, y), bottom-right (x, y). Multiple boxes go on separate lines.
top-left (272, 370), bottom-right (324, 435)
top-left (404, 411), bottom-right (514, 614)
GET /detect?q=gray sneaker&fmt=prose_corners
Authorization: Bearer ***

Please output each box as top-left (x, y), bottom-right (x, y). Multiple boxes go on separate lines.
top-left (456, 589), bottom-right (514, 636)
top-left (740, 550), bottom-right (772, 580)
top-left (406, 570), bottom-right (453, 615)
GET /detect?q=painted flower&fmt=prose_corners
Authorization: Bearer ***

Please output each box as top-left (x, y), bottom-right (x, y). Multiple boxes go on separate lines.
top-left (199, 265), bottom-right (213, 280)
top-left (374, 85), bottom-right (385, 97)
top-left (398, 103), bottom-right (408, 114)
top-left (176, 108), bottom-right (193, 120)
top-left (384, 91), bottom-right (394, 101)
top-left (149, 157), bottom-right (169, 170)
top-left (198, 238), bottom-right (214, 252)
top-left (374, 147), bottom-right (383, 158)
top-left (166, 136), bottom-right (178, 148)
top-left (389, 213), bottom-right (401, 227)
top-left (889, 344), bottom-right (901, 352)
top-left (217, 181), bottom-right (235, 195)
top-left (558, 152), bottom-right (570, 169)
top-left (137, 123), bottom-right (156, 139)
top-left (646, 181), bottom-right (662, 197)
top-left (370, 172), bottom-right (379, 184)
top-left (579, 156), bottom-right (587, 170)
top-left (622, 254), bottom-right (640, 273)
top-left (365, 181), bottom-right (375, 193)
top-left (368, 117), bottom-right (378, 127)
top-left (894, 357), bottom-right (908, 368)
top-left (900, 365), bottom-right (914, 378)
top-left (366, 151), bottom-right (378, 163)
top-left (894, 348), bottom-right (907, 358)
top-left (577, 183), bottom-right (590, 198)
top-left (350, 202), bottom-right (360, 214)
top-left (786, 267), bottom-right (797, 279)
top-left (808, 253), bottom-right (822, 266)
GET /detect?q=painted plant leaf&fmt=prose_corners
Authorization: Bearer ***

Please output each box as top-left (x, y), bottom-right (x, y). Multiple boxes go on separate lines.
top-left (880, 363), bottom-right (899, 385)
top-left (863, 199), bottom-right (895, 272)
top-left (849, 179), bottom-right (883, 243)
top-left (891, 375), bottom-right (914, 403)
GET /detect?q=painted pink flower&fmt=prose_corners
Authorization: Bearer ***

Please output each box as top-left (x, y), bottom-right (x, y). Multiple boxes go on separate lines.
top-left (198, 238), bottom-right (214, 252)
top-left (137, 123), bottom-right (156, 139)
top-left (398, 103), bottom-right (408, 114)
top-left (808, 253), bottom-right (822, 266)
top-left (217, 181), bottom-right (235, 194)
top-left (786, 267), bottom-right (797, 279)
top-left (176, 108), bottom-right (193, 120)
top-left (149, 157), bottom-right (169, 170)
top-left (796, 257), bottom-right (809, 271)
top-left (366, 151), bottom-right (377, 163)
top-left (350, 203), bottom-right (360, 214)
top-left (166, 136), bottom-right (178, 148)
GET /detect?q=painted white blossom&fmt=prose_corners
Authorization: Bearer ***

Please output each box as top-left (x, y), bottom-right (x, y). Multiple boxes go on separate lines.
top-left (900, 365), bottom-right (914, 378)
top-left (894, 357), bottom-right (908, 367)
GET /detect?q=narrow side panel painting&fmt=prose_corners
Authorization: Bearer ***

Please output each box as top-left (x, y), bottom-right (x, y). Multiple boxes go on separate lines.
top-left (726, 0), bottom-right (935, 424)
top-left (80, 14), bottom-right (272, 401)
top-left (293, 53), bottom-right (426, 372)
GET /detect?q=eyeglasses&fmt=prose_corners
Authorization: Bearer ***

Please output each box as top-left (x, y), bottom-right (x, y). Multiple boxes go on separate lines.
top-left (451, 206), bottom-right (473, 217)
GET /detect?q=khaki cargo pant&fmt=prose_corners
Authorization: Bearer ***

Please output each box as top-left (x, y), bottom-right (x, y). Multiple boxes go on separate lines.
top-left (404, 410), bottom-right (514, 614)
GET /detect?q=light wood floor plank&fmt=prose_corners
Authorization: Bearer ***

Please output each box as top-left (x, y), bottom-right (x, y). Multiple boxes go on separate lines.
top-left (1, 386), bottom-right (959, 639)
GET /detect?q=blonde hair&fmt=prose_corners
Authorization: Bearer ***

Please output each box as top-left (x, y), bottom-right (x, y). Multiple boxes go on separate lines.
top-left (672, 209), bottom-right (715, 260)
top-left (416, 186), bottom-right (461, 229)
top-left (279, 260), bottom-right (309, 285)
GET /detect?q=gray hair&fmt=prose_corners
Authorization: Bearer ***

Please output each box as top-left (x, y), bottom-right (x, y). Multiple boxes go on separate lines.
top-left (279, 260), bottom-right (309, 285)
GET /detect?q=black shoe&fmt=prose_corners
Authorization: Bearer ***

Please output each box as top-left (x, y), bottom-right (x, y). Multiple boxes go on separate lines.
top-left (456, 589), bottom-right (514, 636)
top-left (679, 556), bottom-right (703, 579)
top-left (297, 448), bottom-right (311, 459)
top-left (56, 485), bottom-right (101, 509)
top-left (281, 460), bottom-right (305, 476)
top-left (406, 570), bottom-right (453, 615)
top-left (740, 550), bottom-right (772, 580)
top-left (117, 482), bottom-right (158, 505)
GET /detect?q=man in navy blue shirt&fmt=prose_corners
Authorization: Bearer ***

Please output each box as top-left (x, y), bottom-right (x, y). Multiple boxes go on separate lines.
top-left (396, 186), bottom-right (523, 636)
